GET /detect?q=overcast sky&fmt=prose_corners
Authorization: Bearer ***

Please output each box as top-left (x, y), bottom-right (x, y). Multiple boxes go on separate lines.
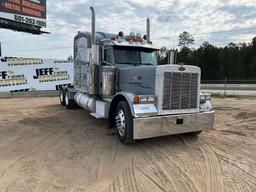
top-left (0, 0), bottom-right (256, 59)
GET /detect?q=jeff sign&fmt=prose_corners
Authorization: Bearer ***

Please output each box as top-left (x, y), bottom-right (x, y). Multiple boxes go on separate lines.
top-left (0, 71), bottom-right (7, 79)
top-left (0, 0), bottom-right (46, 28)
top-left (0, 58), bottom-right (73, 92)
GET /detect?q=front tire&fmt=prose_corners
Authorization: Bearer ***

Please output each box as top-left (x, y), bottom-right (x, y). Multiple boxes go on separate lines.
top-left (115, 101), bottom-right (134, 144)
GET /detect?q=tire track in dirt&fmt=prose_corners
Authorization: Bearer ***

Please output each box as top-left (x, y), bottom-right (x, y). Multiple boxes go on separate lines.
top-left (97, 137), bottom-right (120, 179)
top-left (233, 176), bottom-right (252, 192)
top-left (139, 144), bottom-right (178, 192)
top-left (199, 136), bottom-right (256, 189)
top-left (137, 141), bottom-right (202, 192)
top-left (153, 146), bottom-right (202, 192)
top-left (102, 142), bottom-right (177, 192)
top-left (84, 141), bottom-right (137, 192)
top-left (203, 137), bottom-right (256, 170)
top-left (116, 155), bottom-right (144, 192)
top-left (183, 136), bottom-right (224, 192)
top-left (0, 120), bottom-right (73, 190)
top-left (121, 162), bottom-right (137, 192)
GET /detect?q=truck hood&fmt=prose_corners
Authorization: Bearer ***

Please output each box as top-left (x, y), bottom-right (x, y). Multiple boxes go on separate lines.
top-left (117, 65), bottom-right (156, 95)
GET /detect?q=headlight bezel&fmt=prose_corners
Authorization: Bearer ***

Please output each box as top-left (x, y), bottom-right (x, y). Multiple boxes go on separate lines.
top-left (200, 93), bottom-right (211, 103)
top-left (134, 95), bottom-right (156, 104)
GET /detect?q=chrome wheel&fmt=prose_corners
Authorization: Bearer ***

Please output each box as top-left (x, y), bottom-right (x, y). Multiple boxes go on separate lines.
top-left (60, 89), bottom-right (64, 102)
top-left (65, 91), bottom-right (69, 106)
top-left (116, 109), bottom-right (126, 137)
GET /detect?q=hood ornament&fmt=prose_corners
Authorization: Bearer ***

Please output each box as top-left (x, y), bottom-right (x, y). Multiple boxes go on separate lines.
top-left (178, 63), bottom-right (186, 71)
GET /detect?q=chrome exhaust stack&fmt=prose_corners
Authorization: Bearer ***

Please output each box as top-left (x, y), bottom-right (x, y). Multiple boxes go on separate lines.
top-left (90, 6), bottom-right (96, 45)
top-left (146, 18), bottom-right (150, 43)
top-left (87, 6), bottom-right (98, 96)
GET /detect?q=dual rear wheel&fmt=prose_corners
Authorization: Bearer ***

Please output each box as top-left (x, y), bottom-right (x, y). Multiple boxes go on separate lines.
top-left (59, 87), bottom-right (77, 109)
top-left (59, 88), bottom-right (65, 106)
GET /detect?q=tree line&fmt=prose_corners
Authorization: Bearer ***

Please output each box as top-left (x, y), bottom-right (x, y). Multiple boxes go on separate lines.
top-left (159, 31), bottom-right (256, 81)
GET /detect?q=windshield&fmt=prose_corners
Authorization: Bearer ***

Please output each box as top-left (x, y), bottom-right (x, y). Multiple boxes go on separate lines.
top-left (114, 46), bottom-right (157, 65)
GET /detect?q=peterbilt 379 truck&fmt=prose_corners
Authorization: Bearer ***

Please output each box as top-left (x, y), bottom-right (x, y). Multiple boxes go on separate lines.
top-left (59, 7), bottom-right (214, 144)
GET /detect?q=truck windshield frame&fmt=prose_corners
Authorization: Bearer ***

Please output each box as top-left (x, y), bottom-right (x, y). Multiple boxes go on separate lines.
top-left (114, 46), bottom-right (157, 66)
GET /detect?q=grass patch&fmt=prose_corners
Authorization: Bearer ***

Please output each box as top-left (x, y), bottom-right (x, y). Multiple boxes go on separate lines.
top-left (212, 93), bottom-right (256, 100)
top-left (212, 93), bottom-right (226, 99)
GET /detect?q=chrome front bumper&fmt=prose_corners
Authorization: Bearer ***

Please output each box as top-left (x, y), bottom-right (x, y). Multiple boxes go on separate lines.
top-left (133, 111), bottom-right (215, 140)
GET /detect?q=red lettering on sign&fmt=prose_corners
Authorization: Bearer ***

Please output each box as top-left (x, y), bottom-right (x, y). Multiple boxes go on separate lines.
top-left (22, 0), bottom-right (45, 12)
top-left (4, 2), bottom-right (21, 12)
top-left (7, 0), bottom-right (21, 5)
top-left (22, 7), bottom-right (42, 17)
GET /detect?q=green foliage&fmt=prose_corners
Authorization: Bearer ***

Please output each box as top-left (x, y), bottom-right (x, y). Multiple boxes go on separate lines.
top-left (175, 37), bottom-right (256, 80)
top-left (158, 47), bottom-right (168, 65)
top-left (178, 31), bottom-right (195, 49)
top-left (212, 93), bottom-right (226, 98)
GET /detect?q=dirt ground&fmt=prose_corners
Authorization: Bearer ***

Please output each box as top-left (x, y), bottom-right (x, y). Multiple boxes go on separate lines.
top-left (0, 97), bottom-right (255, 192)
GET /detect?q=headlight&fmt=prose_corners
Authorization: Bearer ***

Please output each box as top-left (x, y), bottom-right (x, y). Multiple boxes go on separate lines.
top-left (134, 95), bottom-right (156, 104)
top-left (200, 100), bottom-right (213, 112)
top-left (200, 93), bottom-right (211, 103)
top-left (147, 96), bottom-right (155, 102)
top-left (140, 96), bottom-right (148, 103)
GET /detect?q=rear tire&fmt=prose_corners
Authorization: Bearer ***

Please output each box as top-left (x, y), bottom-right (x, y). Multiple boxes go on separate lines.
top-left (115, 101), bottom-right (134, 144)
top-left (59, 88), bottom-right (66, 106)
top-left (65, 89), bottom-right (77, 109)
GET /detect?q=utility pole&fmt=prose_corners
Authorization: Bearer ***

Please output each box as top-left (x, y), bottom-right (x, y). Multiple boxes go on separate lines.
top-left (224, 77), bottom-right (227, 97)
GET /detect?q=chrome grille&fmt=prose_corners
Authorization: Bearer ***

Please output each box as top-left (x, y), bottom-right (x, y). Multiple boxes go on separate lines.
top-left (162, 72), bottom-right (199, 110)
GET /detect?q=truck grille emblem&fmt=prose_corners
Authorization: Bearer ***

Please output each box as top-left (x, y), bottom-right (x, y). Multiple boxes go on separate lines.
top-left (178, 66), bottom-right (186, 71)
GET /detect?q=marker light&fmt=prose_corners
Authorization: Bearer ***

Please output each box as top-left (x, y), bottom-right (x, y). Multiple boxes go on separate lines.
top-left (130, 32), bottom-right (135, 38)
top-left (136, 33), bottom-right (141, 39)
top-left (134, 95), bottom-right (139, 104)
top-left (126, 37), bottom-right (131, 41)
top-left (111, 35), bottom-right (117, 40)
top-left (138, 38), bottom-right (144, 42)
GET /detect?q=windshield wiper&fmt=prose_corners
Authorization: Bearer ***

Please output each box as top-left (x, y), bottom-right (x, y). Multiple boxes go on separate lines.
top-left (141, 63), bottom-right (154, 65)
top-left (118, 62), bottom-right (139, 65)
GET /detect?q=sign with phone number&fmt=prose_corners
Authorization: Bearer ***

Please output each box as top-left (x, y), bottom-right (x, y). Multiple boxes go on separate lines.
top-left (14, 14), bottom-right (46, 27)
top-left (0, 0), bottom-right (46, 28)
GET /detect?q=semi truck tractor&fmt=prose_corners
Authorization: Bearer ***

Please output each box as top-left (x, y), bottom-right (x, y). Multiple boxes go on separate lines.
top-left (59, 7), bottom-right (214, 144)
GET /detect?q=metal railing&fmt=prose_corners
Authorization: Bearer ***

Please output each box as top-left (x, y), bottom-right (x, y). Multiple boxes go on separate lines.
top-left (201, 79), bottom-right (256, 96)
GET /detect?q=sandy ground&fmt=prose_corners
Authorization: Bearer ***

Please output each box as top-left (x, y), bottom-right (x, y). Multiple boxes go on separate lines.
top-left (0, 97), bottom-right (255, 192)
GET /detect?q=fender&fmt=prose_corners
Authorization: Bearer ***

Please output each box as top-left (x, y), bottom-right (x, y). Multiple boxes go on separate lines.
top-left (110, 92), bottom-right (136, 117)
top-left (109, 92), bottom-right (158, 119)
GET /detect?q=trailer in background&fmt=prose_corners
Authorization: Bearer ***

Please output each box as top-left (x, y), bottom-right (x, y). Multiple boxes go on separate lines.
top-left (0, 57), bottom-right (73, 92)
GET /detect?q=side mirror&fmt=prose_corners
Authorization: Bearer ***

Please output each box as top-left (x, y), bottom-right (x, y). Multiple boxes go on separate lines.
top-left (102, 45), bottom-right (113, 65)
